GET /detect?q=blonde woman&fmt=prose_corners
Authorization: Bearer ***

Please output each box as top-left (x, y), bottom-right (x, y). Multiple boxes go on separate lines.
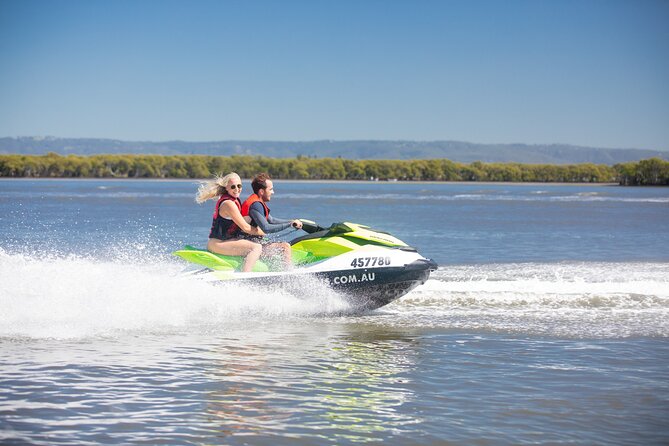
top-left (196, 172), bottom-right (264, 272)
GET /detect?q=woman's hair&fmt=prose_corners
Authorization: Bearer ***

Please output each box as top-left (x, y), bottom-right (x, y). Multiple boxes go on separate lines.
top-left (195, 172), bottom-right (239, 204)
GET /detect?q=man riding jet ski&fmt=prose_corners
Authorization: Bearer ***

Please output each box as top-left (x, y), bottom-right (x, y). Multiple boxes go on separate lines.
top-left (240, 172), bottom-right (303, 270)
top-left (174, 220), bottom-right (438, 311)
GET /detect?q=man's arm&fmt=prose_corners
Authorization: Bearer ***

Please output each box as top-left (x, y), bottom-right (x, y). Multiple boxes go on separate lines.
top-left (249, 202), bottom-right (292, 234)
top-left (267, 214), bottom-right (291, 225)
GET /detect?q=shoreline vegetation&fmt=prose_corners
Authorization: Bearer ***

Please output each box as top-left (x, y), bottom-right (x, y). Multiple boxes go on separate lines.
top-left (1, 153), bottom-right (668, 186)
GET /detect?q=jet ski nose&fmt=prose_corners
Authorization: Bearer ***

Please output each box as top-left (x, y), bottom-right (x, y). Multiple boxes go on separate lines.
top-left (408, 258), bottom-right (438, 271)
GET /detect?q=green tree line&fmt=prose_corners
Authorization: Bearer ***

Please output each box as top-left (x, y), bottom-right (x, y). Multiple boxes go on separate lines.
top-left (1, 153), bottom-right (667, 185)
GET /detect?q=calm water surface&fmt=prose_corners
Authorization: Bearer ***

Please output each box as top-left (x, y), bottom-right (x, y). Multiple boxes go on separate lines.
top-left (1, 179), bottom-right (668, 445)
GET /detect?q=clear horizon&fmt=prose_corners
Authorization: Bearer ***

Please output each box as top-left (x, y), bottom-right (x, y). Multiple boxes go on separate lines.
top-left (1, 0), bottom-right (668, 151)
top-left (3, 135), bottom-right (669, 152)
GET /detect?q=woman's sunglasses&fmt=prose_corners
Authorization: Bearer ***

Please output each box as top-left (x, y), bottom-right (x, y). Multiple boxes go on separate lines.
top-left (228, 184), bottom-right (242, 190)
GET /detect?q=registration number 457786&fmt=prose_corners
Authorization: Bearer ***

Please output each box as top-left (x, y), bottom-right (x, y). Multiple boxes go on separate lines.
top-left (350, 256), bottom-right (391, 268)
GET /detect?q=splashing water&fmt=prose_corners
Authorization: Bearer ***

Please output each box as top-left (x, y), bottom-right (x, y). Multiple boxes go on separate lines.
top-left (0, 249), bottom-right (350, 339)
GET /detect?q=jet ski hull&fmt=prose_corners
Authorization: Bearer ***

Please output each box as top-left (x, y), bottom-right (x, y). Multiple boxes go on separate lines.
top-left (195, 258), bottom-right (437, 311)
top-left (320, 259), bottom-right (436, 310)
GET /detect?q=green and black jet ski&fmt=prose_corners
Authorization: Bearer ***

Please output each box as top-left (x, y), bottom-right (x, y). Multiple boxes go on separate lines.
top-left (173, 220), bottom-right (438, 311)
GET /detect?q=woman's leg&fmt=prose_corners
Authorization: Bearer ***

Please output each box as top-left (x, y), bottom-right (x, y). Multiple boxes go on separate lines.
top-left (207, 239), bottom-right (262, 272)
top-left (241, 243), bottom-right (262, 272)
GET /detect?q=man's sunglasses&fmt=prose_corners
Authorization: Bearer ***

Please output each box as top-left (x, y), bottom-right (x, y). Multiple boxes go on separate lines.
top-left (228, 184), bottom-right (242, 190)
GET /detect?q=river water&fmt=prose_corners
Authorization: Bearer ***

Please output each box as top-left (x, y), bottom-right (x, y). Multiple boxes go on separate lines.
top-left (1, 179), bottom-right (668, 445)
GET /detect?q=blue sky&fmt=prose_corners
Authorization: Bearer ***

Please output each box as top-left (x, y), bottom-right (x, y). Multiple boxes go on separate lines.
top-left (1, 0), bottom-right (668, 150)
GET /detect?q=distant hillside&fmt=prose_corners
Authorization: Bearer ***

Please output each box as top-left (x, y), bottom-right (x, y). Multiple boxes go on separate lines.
top-left (1, 137), bottom-right (666, 165)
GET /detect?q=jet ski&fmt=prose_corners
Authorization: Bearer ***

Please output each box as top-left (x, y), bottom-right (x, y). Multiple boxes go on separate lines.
top-left (173, 220), bottom-right (437, 311)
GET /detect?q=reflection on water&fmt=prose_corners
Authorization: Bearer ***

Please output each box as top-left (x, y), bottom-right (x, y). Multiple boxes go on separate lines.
top-left (205, 323), bottom-right (421, 443)
top-left (0, 322), bottom-right (425, 445)
top-left (2, 320), bottom-right (668, 444)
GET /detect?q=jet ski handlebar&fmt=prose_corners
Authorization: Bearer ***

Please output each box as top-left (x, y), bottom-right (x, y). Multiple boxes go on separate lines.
top-left (297, 219), bottom-right (325, 234)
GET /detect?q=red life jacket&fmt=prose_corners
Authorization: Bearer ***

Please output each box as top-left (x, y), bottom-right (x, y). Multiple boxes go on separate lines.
top-left (241, 194), bottom-right (270, 221)
top-left (209, 194), bottom-right (242, 240)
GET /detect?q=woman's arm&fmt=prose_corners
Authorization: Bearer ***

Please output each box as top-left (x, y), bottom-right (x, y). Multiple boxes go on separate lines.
top-left (220, 201), bottom-right (264, 235)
